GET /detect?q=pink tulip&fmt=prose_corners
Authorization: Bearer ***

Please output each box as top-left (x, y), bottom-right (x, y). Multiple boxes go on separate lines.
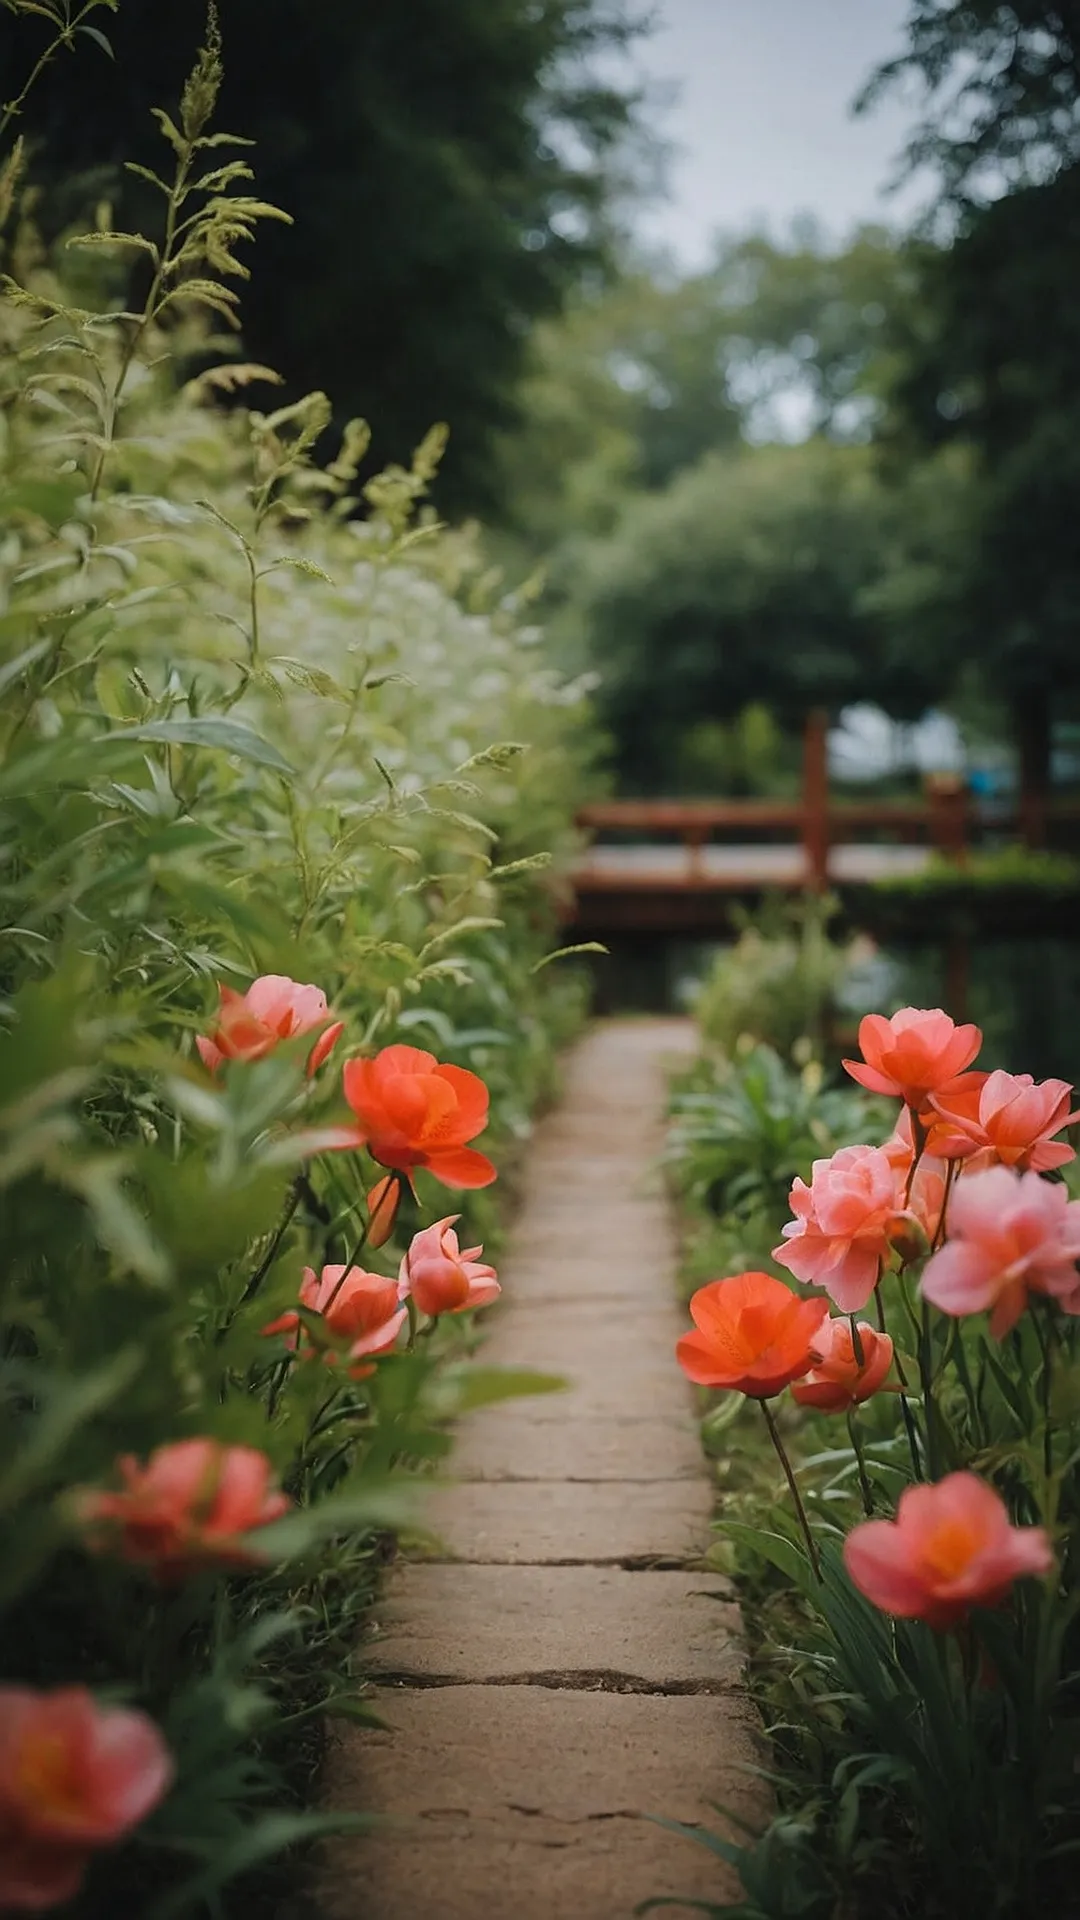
top-left (196, 974), bottom-right (343, 1077)
top-left (791, 1316), bottom-right (894, 1412)
top-left (263, 1264), bottom-right (407, 1372)
top-left (399, 1216), bottom-right (500, 1317)
top-left (78, 1439), bottom-right (290, 1579)
top-left (0, 1686), bottom-right (172, 1911)
top-left (844, 1472), bottom-right (1054, 1629)
top-left (774, 1143), bottom-right (944, 1312)
top-left (929, 1069), bottom-right (1080, 1173)
top-left (844, 1007), bottom-right (981, 1108)
top-left (921, 1164), bottom-right (1080, 1338)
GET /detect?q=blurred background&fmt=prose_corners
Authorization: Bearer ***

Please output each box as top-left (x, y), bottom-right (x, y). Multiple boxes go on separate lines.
top-left (14, 0), bottom-right (1080, 1049)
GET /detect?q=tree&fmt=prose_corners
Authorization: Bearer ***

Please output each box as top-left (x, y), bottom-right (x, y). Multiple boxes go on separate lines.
top-left (6, 0), bottom-right (647, 512)
top-left (566, 439), bottom-right (947, 789)
top-left (864, 1), bottom-right (1080, 834)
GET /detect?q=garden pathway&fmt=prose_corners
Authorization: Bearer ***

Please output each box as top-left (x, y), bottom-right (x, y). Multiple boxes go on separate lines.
top-left (318, 1019), bottom-right (764, 1920)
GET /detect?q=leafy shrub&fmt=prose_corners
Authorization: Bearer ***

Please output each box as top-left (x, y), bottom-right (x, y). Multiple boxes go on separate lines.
top-left (692, 899), bottom-right (863, 1064)
top-left (0, 13), bottom-right (589, 1914)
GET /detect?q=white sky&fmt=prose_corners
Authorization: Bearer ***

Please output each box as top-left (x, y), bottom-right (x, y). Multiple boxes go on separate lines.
top-left (628, 0), bottom-right (930, 267)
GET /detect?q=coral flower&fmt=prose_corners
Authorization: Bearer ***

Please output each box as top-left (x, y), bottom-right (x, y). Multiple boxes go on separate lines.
top-left (0, 1686), bottom-right (172, 1912)
top-left (774, 1144), bottom-right (944, 1313)
top-left (263, 1264), bottom-right (407, 1370)
top-left (921, 1164), bottom-right (1080, 1338)
top-left (844, 1007), bottom-right (982, 1108)
top-left (339, 1044), bottom-right (496, 1189)
top-left (196, 974), bottom-right (343, 1077)
top-left (78, 1439), bottom-right (290, 1578)
top-left (676, 1271), bottom-right (828, 1397)
top-left (399, 1216), bottom-right (501, 1317)
top-left (929, 1069), bottom-right (1080, 1173)
top-left (791, 1316), bottom-right (894, 1412)
top-left (843, 1472), bottom-right (1054, 1629)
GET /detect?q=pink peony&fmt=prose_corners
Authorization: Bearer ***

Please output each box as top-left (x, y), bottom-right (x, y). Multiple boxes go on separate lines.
top-left (844, 1007), bottom-right (981, 1108)
top-left (399, 1216), bottom-right (500, 1317)
top-left (844, 1472), bottom-right (1054, 1629)
top-left (929, 1069), bottom-right (1080, 1173)
top-left (921, 1164), bottom-right (1080, 1338)
top-left (196, 974), bottom-right (343, 1077)
top-left (0, 1686), bottom-right (172, 1911)
top-left (774, 1143), bottom-right (944, 1313)
top-left (78, 1439), bottom-right (290, 1579)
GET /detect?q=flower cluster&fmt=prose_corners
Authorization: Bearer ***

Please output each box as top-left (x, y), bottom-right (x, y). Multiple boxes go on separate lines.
top-left (13, 993), bottom-right (506, 1908)
top-left (677, 1006), bottom-right (1074, 1630)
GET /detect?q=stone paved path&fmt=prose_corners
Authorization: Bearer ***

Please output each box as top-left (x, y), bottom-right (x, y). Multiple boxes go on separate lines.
top-left (319, 1020), bottom-right (764, 1920)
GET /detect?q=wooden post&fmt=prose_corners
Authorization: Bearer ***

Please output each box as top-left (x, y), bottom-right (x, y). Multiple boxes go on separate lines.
top-left (684, 822), bottom-right (706, 885)
top-left (1017, 690), bottom-right (1050, 851)
top-left (802, 708), bottom-right (829, 892)
top-left (926, 772), bottom-right (969, 867)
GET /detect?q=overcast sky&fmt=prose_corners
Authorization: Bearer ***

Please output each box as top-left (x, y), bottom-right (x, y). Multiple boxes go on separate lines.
top-left (627, 0), bottom-right (929, 267)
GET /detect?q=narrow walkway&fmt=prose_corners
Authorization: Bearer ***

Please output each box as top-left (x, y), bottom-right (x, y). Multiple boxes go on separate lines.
top-left (319, 1020), bottom-right (764, 1920)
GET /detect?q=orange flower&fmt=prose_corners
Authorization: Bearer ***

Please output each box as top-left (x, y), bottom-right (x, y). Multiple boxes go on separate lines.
top-left (78, 1439), bottom-right (290, 1579)
top-left (196, 974), bottom-right (343, 1077)
top-left (338, 1044), bottom-right (496, 1189)
top-left (263, 1264), bottom-right (407, 1372)
top-left (676, 1271), bottom-right (828, 1398)
top-left (929, 1069), bottom-right (1080, 1172)
top-left (844, 1007), bottom-right (981, 1108)
top-left (399, 1216), bottom-right (501, 1317)
top-left (0, 1686), bottom-right (172, 1913)
top-left (791, 1315), bottom-right (894, 1413)
top-left (843, 1472), bottom-right (1054, 1629)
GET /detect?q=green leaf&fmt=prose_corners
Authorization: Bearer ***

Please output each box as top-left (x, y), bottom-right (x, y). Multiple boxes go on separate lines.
top-left (440, 1366), bottom-right (566, 1412)
top-left (109, 717), bottom-right (293, 774)
top-left (531, 941), bottom-right (608, 971)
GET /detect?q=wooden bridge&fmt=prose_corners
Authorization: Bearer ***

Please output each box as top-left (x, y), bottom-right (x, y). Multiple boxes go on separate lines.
top-left (563, 716), bottom-right (1077, 940)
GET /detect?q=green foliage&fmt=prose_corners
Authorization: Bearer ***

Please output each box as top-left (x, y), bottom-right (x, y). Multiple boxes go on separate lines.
top-left (691, 901), bottom-right (860, 1063)
top-left (0, 22), bottom-right (592, 1913)
top-left (7, 0), bottom-right (649, 514)
top-left (668, 1045), bottom-right (887, 1288)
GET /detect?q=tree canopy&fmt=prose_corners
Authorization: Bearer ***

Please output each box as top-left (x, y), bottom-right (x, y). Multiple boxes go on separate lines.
top-left (7, 0), bottom-right (647, 511)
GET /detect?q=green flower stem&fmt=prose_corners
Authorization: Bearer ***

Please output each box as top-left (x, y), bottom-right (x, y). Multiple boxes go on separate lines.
top-left (761, 1397), bottom-right (821, 1583)
top-left (846, 1407), bottom-right (875, 1516)
top-left (878, 1276), bottom-right (924, 1482)
top-left (239, 1175), bottom-right (302, 1308)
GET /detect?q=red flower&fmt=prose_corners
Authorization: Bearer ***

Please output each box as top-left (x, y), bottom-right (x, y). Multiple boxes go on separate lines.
top-left (196, 974), bottom-right (343, 1077)
top-left (844, 1007), bottom-right (982, 1108)
top-left (78, 1439), bottom-right (290, 1579)
top-left (399, 1216), bottom-right (500, 1316)
top-left (791, 1315), bottom-right (894, 1413)
top-left (263, 1264), bottom-right (407, 1373)
top-left (338, 1044), bottom-right (496, 1189)
top-left (0, 1686), bottom-right (172, 1912)
top-left (843, 1472), bottom-right (1054, 1629)
top-left (676, 1271), bottom-right (828, 1398)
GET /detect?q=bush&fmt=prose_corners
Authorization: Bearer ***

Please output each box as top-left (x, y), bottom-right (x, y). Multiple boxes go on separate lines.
top-left (0, 15), bottom-right (590, 1914)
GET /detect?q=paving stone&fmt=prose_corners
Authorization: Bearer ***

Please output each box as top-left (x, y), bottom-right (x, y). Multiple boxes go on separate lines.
top-left (315, 1021), bottom-right (768, 1920)
top-left (366, 1565), bottom-right (742, 1688)
top-left (418, 1477), bottom-right (713, 1565)
top-left (451, 1405), bottom-right (704, 1482)
top-left (319, 1686), bottom-right (764, 1920)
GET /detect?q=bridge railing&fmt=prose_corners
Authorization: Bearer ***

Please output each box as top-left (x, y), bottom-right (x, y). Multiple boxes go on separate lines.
top-left (574, 785), bottom-right (1080, 891)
